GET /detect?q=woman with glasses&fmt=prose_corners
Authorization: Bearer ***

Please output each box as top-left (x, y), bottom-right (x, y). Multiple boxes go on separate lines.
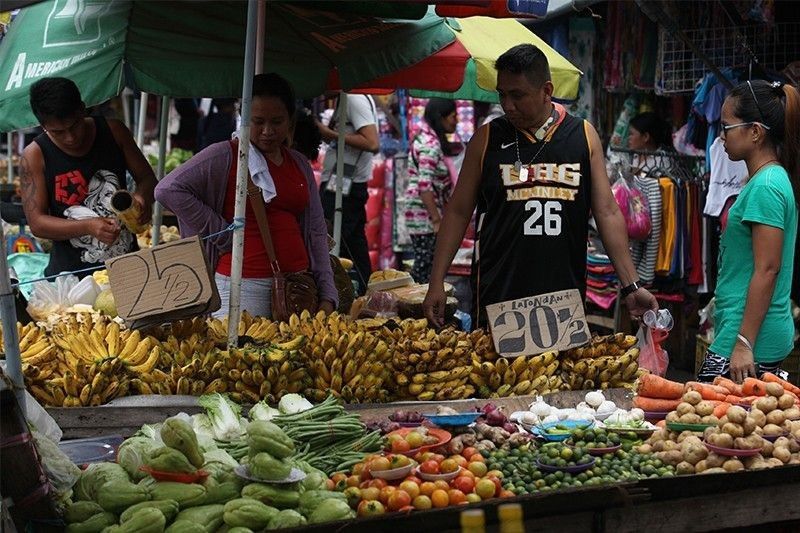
top-left (697, 80), bottom-right (800, 383)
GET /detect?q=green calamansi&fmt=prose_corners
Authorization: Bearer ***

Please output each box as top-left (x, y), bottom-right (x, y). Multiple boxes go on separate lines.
top-left (161, 418), bottom-right (205, 468)
top-left (246, 420), bottom-right (295, 459)
top-left (249, 452), bottom-right (291, 481)
top-left (223, 498), bottom-right (279, 529)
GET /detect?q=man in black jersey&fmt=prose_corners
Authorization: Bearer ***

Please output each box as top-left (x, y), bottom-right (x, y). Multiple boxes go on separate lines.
top-left (20, 78), bottom-right (156, 277)
top-left (423, 45), bottom-right (658, 328)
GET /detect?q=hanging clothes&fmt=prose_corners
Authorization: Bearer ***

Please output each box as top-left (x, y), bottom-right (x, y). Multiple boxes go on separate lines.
top-left (630, 175), bottom-right (662, 284)
top-left (656, 177), bottom-right (677, 275)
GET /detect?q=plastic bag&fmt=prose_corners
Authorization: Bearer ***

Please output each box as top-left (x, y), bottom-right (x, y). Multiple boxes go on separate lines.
top-left (698, 297), bottom-right (716, 341)
top-left (27, 274), bottom-right (101, 321)
top-left (637, 309), bottom-right (672, 377)
top-left (360, 290), bottom-right (399, 318)
top-left (612, 177), bottom-right (651, 241)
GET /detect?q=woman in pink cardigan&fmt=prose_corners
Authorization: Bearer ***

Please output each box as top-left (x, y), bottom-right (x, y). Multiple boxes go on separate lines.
top-left (155, 74), bottom-right (337, 318)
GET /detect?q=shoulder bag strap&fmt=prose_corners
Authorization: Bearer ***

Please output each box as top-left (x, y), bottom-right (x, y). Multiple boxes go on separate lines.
top-left (246, 177), bottom-right (281, 274)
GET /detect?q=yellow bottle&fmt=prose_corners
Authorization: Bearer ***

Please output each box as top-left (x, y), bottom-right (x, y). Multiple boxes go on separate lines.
top-left (460, 508), bottom-right (486, 533)
top-left (498, 503), bottom-right (524, 533)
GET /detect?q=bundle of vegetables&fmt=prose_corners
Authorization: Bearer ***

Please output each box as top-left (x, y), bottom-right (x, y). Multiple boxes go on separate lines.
top-left (632, 374), bottom-right (685, 412)
top-left (272, 395), bottom-right (384, 474)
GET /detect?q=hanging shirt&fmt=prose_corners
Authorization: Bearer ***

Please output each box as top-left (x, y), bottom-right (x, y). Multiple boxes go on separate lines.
top-left (471, 106), bottom-right (592, 327)
top-left (704, 137), bottom-right (747, 216)
top-left (630, 175), bottom-right (662, 284)
top-left (711, 165), bottom-right (798, 363)
top-left (655, 177), bottom-right (676, 275)
top-left (34, 117), bottom-right (136, 277)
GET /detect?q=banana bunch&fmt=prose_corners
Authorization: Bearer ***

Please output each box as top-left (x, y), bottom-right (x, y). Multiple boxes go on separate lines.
top-left (560, 333), bottom-right (641, 390)
top-left (51, 323), bottom-right (161, 375)
top-left (469, 351), bottom-right (563, 398)
top-left (261, 311), bottom-right (392, 404)
top-left (161, 333), bottom-right (219, 366)
top-left (392, 327), bottom-right (496, 399)
top-left (29, 357), bottom-right (131, 407)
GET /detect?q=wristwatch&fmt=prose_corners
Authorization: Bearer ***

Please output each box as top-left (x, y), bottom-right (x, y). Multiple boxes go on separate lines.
top-left (620, 281), bottom-right (641, 298)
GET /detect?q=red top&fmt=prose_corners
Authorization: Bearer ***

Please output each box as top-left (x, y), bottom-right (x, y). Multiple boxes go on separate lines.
top-left (217, 143), bottom-right (310, 278)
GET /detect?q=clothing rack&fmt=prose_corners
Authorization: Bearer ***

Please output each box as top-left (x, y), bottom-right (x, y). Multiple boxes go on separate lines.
top-left (609, 146), bottom-right (707, 185)
top-left (609, 146), bottom-right (704, 161)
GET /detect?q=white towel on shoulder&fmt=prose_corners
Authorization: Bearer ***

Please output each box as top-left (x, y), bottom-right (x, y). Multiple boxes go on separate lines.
top-left (232, 132), bottom-right (276, 203)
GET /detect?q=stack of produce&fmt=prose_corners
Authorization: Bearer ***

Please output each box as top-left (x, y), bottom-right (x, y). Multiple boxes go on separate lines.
top-left (272, 396), bottom-right (385, 474)
top-left (392, 326), bottom-right (491, 401)
top-left (560, 333), bottom-right (642, 390)
top-left (469, 351), bottom-right (563, 399)
top-left (637, 382), bottom-right (800, 474)
top-left (63, 395), bottom-right (357, 532)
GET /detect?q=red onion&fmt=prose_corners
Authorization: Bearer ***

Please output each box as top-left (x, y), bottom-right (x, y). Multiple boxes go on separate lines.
top-left (485, 410), bottom-right (507, 426)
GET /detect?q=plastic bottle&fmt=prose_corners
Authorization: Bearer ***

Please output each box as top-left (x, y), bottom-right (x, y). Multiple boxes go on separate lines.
top-left (498, 503), bottom-right (524, 533)
top-left (460, 508), bottom-right (486, 533)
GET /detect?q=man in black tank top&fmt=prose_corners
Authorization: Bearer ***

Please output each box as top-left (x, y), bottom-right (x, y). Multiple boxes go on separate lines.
top-left (20, 78), bottom-right (156, 277)
top-left (423, 45), bottom-right (658, 329)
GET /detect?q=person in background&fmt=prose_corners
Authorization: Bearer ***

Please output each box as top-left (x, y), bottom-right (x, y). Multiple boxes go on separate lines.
top-left (197, 98), bottom-right (237, 151)
top-left (317, 93), bottom-right (379, 295)
top-left (627, 112), bottom-right (670, 172)
top-left (20, 77), bottom-right (155, 278)
top-left (171, 98), bottom-right (202, 152)
top-left (697, 80), bottom-right (799, 383)
top-left (405, 98), bottom-right (458, 284)
top-left (155, 74), bottom-right (338, 318)
top-left (423, 44), bottom-right (658, 328)
top-left (291, 108), bottom-right (323, 163)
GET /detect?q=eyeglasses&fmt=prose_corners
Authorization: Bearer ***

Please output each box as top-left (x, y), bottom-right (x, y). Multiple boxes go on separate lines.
top-left (719, 121), bottom-right (771, 138)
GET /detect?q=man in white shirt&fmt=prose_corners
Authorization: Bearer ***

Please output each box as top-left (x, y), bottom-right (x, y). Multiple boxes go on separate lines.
top-left (318, 93), bottom-right (379, 294)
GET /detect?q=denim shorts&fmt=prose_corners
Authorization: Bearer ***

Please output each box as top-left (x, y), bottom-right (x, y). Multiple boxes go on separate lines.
top-left (696, 350), bottom-right (788, 383)
top-left (213, 273), bottom-right (273, 319)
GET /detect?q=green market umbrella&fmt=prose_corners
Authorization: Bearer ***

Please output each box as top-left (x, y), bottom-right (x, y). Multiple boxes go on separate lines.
top-left (0, 0), bottom-right (456, 131)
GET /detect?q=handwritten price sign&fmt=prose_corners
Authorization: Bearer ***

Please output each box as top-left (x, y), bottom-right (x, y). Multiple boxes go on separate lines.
top-left (107, 236), bottom-right (220, 325)
top-left (485, 289), bottom-right (590, 358)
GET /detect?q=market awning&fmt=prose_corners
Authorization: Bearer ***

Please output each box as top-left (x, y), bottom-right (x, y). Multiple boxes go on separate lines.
top-left (0, 1), bottom-right (456, 131)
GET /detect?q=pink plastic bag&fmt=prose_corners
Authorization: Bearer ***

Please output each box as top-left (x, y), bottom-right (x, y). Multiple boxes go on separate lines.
top-left (612, 178), bottom-right (651, 241)
top-left (636, 309), bottom-right (673, 377)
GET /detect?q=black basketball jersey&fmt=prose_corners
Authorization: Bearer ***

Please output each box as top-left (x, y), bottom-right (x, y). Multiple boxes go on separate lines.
top-left (34, 116), bottom-right (136, 277)
top-left (472, 110), bottom-right (593, 328)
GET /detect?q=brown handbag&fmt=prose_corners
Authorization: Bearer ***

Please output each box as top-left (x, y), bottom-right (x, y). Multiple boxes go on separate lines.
top-left (247, 179), bottom-right (318, 322)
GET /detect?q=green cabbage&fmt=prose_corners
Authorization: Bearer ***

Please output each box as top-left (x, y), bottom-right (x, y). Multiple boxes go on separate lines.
top-left (118, 437), bottom-right (158, 481)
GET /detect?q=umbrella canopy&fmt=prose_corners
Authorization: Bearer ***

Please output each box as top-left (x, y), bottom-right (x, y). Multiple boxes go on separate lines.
top-left (0, 0), bottom-right (455, 131)
top-left (395, 16), bottom-right (582, 102)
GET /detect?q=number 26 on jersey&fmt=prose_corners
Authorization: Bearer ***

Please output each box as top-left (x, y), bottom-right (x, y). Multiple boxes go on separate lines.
top-left (524, 200), bottom-right (562, 236)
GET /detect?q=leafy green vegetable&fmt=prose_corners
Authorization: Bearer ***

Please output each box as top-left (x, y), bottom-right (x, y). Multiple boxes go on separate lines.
top-left (277, 394), bottom-right (313, 415)
top-left (198, 394), bottom-right (245, 442)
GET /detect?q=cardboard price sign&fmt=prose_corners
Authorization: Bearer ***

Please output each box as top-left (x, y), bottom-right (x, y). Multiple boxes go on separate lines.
top-left (486, 289), bottom-right (590, 358)
top-left (107, 236), bottom-right (220, 326)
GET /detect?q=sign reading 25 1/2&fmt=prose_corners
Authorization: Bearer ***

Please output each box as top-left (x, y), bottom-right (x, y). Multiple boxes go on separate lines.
top-left (486, 289), bottom-right (590, 358)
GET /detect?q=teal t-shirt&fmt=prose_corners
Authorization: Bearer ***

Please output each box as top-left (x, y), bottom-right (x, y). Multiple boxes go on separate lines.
top-left (711, 165), bottom-right (798, 363)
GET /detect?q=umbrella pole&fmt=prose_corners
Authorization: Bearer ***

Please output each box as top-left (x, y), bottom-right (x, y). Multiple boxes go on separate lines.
top-left (150, 96), bottom-right (170, 247)
top-left (136, 92), bottom-right (149, 149)
top-left (0, 225), bottom-right (25, 410)
top-left (255, 0), bottom-right (265, 75)
top-left (227, 0), bottom-right (259, 348)
top-left (6, 132), bottom-right (13, 184)
top-left (332, 92), bottom-right (348, 256)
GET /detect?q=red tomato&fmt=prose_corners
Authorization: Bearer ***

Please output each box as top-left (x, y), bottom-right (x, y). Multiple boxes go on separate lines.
top-left (387, 489), bottom-right (412, 511)
top-left (368, 478), bottom-right (388, 490)
top-left (357, 500), bottom-right (386, 517)
top-left (452, 476), bottom-right (475, 494)
top-left (462, 447), bottom-right (478, 460)
top-left (379, 485), bottom-right (397, 505)
top-left (420, 460), bottom-right (440, 475)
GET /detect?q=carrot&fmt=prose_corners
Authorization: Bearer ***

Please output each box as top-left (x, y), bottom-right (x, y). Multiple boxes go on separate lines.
top-left (742, 378), bottom-right (768, 397)
top-left (713, 402), bottom-right (732, 418)
top-left (741, 396), bottom-right (760, 404)
top-left (633, 396), bottom-right (682, 411)
top-left (762, 372), bottom-right (800, 396)
top-left (685, 382), bottom-right (728, 402)
top-left (655, 420), bottom-right (666, 428)
top-left (713, 376), bottom-right (743, 396)
top-left (637, 374), bottom-right (684, 399)
top-left (724, 395), bottom-right (744, 405)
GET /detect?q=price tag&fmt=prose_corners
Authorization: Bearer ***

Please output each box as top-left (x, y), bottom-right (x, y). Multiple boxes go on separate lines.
top-left (107, 236), bottom-right (220, 326)
top-left (485, 289), bottom-right (590, 358)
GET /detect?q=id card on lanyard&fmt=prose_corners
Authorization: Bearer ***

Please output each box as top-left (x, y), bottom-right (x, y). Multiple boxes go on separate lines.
top-left (326, 175), bottom-right (353, 196)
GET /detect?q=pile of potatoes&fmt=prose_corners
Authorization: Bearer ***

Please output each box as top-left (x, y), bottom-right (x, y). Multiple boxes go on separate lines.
top-left (664, 390), bottom-right (720, 426)
top-left (640, 382), bottom-right (800, 475)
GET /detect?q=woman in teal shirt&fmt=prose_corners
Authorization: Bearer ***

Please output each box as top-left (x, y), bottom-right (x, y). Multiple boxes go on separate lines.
top-left (698, 80), bottom-right (800, 383)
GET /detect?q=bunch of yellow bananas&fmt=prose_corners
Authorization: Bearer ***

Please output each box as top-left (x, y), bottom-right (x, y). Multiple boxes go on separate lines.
top-left (469, 351), bottom-right (563, 398)
top-left (560, 333), bottom-right (641, 390)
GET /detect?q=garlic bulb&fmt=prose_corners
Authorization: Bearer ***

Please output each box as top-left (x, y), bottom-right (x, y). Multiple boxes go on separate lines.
top-left (585, 390), bottom-right (605, 408)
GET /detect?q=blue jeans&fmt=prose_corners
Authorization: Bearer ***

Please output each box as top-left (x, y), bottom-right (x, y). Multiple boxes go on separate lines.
top-left (213, 273), bottom-right (273, 318)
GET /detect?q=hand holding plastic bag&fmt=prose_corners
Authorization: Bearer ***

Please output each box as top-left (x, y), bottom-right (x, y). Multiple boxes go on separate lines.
top-left (637, 309), bottom-right (672, 376)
